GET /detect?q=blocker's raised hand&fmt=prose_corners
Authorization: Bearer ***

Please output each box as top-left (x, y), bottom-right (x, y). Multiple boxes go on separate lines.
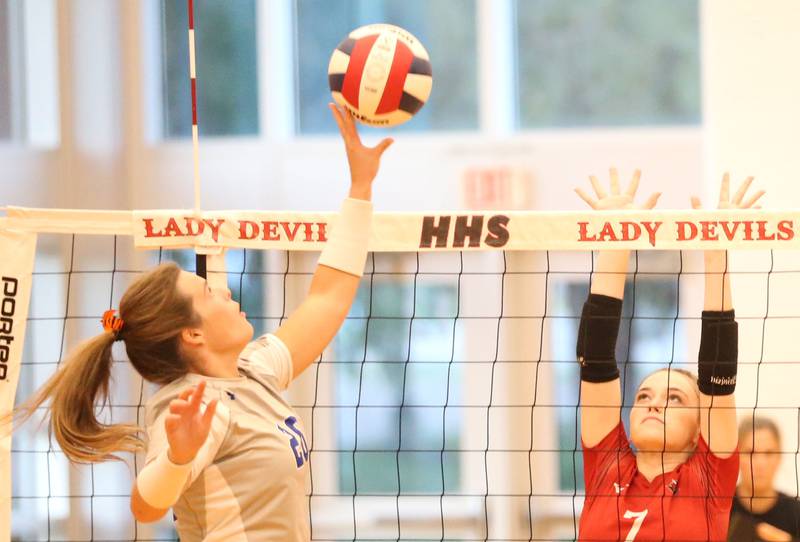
top-left (690, 172), bottom-right (765, 211)
top-left (575, 168), bottom-right (661, 211)
top-left (329, 103), bottom-right (393, 194)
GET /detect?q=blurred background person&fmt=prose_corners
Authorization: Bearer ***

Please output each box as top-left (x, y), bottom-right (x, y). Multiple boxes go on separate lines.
top-left (729, 417), bottom-right (800, 542)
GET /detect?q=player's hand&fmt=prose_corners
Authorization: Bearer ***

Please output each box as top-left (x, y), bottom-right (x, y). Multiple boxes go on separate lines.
top-left (164, 381), bottom-right (217, 465)
top-left (756, 521), bottom-right (792, 542)
top-left (575, 168), bottom-right (660, 211)
top-left (691, 173), bottom-right (764, 267)
top-left (690, 172), bottom-right (764, 211)
top-left (329, 103), bottom-right (394, 200)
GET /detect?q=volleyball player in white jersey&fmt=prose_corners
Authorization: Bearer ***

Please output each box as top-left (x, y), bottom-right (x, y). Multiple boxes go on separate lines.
top-left (14, 105), bottom-right (392, 540)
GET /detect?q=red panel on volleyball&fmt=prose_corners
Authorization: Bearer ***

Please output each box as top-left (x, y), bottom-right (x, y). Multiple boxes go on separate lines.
top-left (375, 41), bottom-right (414, 115)
top-left (341, 34), bottom-right (379, 108)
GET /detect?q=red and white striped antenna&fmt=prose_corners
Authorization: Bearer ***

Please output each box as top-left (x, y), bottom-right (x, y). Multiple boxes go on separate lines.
top-left (187, 0), bottom-right (201, 214)
top-left (186, 0), bottom-right (210, 278)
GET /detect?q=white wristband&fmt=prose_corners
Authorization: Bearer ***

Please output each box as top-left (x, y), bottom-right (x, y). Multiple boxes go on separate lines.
top-left (318, 198), bottom-right (372, 277)
top-left (137, 449), bottom-right (193, 509)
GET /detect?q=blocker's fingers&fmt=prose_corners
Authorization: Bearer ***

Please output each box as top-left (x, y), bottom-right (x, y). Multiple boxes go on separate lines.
top-left (641, 192), bottom-right (662, 210)
top-left (624, 169), bottom-right (641, 197)
top-left (732, 176), bottom-right (754, 205)
top-left (690, 196), bottom-right (703, 210)
top-left (741, 190), bottom-right (766, 208)
top-left (719, 172), bottom-right (731, 204)
top-left (609, 167), bottom-right (621, 195)
top-left (574, 188), bottom-right (598, 209)
top-left (589, 175), bottom-right (607, 200)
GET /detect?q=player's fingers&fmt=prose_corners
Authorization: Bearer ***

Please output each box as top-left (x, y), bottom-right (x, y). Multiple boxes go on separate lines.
top-left (177, 388), bottom-right (193, 401)
top-left (201, 399), bottom-right (218, 428)
top-left (589, 176), bottom-right (607, 200)
top-left (609, 167), bottom-right (621, 196)
top-left (329, 103), bottom-right (348, 139)
top-left (719, 172), bottom-right (730, 204)
top-left (574, 188), bottom-right (597, 209)
top-left (189, 381), bottom-right (206, 409)
top-left (732, 176), bottom-right (754, 205)
top-left (624, 169), bottom-right (641, 197)
top-left (690, 196), bottom-right (702, 210)
top-left (741, 190), bottom-right (766, 208)
top-left (164, 414), bottom-right (181, 432)
top-left (335, 104), bottom-right (359, 146)
top-left (641, 192), bottom-right (662, 210)
top-left (342, 107), bottom-right (363, 146)
top-left (169, 400), bottom-right (190, 414)
top-left (330, 104), bottom-right (349, 140)
top-left (375, 138), bottom-right (394, 157)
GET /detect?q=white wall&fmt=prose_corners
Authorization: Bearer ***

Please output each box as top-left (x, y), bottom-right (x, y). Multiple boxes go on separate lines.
top-left (703, 0), bottom-right (800, 495)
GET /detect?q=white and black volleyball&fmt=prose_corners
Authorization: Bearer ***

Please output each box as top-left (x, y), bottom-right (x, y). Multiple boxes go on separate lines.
top-left (328, 24), bottom-right (433, 127)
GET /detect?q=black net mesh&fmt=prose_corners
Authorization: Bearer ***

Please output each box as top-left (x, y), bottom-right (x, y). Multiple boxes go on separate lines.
top-left (9, 234), bottom-right (800, 541)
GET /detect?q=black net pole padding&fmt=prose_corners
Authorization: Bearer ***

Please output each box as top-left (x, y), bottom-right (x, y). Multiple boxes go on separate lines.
top-left (196, 254), bottom-right (207, 278)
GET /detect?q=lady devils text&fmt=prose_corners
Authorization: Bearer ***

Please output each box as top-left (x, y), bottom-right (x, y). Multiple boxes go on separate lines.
top-left (578, 219), bottom-right (795, 247)
top-left (142, 217), bottom-right (328, 243)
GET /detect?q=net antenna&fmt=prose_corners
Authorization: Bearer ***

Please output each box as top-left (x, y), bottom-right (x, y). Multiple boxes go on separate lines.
top-left (187, 0), bottom-right (201, 217)
top-left (186, 0), bottom-right (211, 280)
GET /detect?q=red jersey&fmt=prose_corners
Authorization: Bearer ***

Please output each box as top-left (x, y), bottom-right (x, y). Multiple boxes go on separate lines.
top-left (579, 422), bottom-right (739, 542)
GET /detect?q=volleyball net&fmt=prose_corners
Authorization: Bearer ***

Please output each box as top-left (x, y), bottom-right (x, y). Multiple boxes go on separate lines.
top-left (3, 206), bottom-right (800, 541)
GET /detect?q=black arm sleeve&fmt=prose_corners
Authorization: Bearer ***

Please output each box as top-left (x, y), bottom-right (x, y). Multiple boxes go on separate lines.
top-left (576, 293), bottom-right (623, 383)
top-left (697, 309), bottom-right (738, 395)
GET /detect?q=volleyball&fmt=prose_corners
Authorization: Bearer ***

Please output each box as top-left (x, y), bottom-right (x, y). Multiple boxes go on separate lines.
top-left (328, 23), bottom-right (433, 127)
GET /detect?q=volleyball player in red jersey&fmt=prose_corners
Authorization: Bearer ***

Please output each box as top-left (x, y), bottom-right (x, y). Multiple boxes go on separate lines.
top-left (574, 170), bottom-right (764, 542)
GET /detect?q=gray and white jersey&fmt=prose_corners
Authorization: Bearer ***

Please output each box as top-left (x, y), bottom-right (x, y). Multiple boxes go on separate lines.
top-left (144, 334), bottom-right (310, 541)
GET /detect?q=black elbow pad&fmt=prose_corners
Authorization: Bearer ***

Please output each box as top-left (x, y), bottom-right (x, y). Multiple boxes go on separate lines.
top-left (698, 310), bottom-right (738, 395)
top-left (576, 293), bottom-right (623, 383)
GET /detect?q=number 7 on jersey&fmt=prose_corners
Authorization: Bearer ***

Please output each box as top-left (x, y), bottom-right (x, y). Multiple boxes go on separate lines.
top-left (623, 509), bottom-right (648, 542)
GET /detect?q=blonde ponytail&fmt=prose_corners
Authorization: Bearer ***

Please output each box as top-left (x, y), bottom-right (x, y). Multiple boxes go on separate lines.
top-left (13, 331), bottom-right (142, 463)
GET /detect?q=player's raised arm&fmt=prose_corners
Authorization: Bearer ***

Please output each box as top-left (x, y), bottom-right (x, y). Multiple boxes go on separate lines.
top-left (274, 104), bottom-right (394, 379)
top-left (574, 169), bottom-right (661, 447)
top-left (692, 174), bottom-right (763, 458)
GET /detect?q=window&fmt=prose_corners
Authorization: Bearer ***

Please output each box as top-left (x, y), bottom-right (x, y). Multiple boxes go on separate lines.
top-left (333, 279), bottom-right (462, 494)
top-left (551, 273), bottom-right (682, 491)
top-left (160, 0), bottom-right (259, 138)
top-left (295, 0), bottom-right (479, 134)
top-left (0, 0), bottom-right (59, 146)
top-left (515, 0), bottom-right (701, 127)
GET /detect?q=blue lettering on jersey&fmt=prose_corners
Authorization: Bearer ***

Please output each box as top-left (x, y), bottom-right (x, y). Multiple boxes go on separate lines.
top-left (277, 416), bottom-right (309, 468)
